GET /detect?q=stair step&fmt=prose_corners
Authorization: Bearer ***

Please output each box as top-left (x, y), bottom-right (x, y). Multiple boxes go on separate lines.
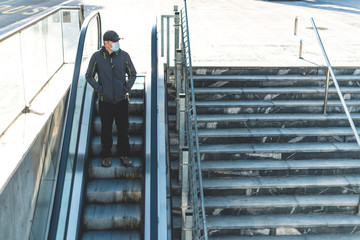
top-left (197, 128), bottom-right (360, 138)
top-left (82, 230), bottom-right (141, 240)
top-left (194, 87), bottom-right (360, 95)
top-left (88, 157), bottom-right (142, 179)
top-left (83, 203), bottom-right (141, 230)
top-left (172, 195), bottom-right (359, 210)
top-left (193, 100), bottom-right (360, 108)
top-left (193, 75), bottom-right (360, 81)
top-left (171, 159), bottom-right (360, 171)
top-left (86, 179), bottom-right (141, 203)
top-left (199, 175), bottom-right (360, 190)
top-left (199, 142), bottom-right (360, 154)
top-left (91, 136), bottom-right (143, 156)
top-left (205, 214), bottom-right (360, 230)
top-left (196, 113), bottom-right (360, 123)
top-left (208, 234), bottom-right (360, 240)
top-left (93, 115), bottom-right (143, 135)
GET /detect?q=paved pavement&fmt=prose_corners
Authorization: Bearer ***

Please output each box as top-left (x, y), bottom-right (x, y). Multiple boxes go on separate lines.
top-left (77, 0), bottom-right (360, 71)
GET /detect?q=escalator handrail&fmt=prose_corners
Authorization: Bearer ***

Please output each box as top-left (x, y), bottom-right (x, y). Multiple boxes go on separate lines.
top-left (48, 11), bottom-right (102, 239)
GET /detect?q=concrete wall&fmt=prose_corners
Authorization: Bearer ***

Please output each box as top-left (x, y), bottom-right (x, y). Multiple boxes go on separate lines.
top-left (0, 92), bottom-right (68, 240)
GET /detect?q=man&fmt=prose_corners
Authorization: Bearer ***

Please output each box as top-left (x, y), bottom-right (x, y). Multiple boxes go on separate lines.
top-left (86, 30), bottom-right (137, 167)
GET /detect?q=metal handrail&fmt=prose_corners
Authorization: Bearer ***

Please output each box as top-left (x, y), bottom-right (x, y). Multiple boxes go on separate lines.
top-left (181, 0), bottom-right (208, 239)
top-left (311, 17), bottom-right (360, 148)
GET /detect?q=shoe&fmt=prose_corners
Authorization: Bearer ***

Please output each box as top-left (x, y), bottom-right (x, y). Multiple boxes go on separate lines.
top-left (120, 156), bottom-right (132, 167)
top-left (102, 157), bottom-right (112, 167)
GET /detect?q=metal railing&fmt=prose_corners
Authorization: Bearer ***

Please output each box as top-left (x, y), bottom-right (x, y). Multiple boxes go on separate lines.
top-left (180, 0), bottom-right (208, 239)
top-left (311, 17), bottom-right (360, 148)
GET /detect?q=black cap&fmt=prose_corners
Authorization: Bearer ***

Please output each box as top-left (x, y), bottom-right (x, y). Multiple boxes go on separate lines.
top-left (103, 30), bottom-right (122, 42)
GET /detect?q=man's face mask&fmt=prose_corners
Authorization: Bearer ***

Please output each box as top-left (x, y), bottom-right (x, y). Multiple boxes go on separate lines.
top-left (110, 41), bottom-right (120, 51)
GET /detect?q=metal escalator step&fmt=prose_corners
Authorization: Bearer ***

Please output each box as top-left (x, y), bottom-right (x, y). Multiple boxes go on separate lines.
top-left (92, 115), bottom-right (143, 135)
top-left (91, 136), bottom-right (143, 156)
top-left (205, 214), bottom-right (360, 229)
top-left (82, 230), bottom-right (141, 240)
top-left (94, 97), bottom-right (144, 114)
top-left (88, 157), bottom-right (143, 179)
top-left (83, 203), bottom-right (141, 230)
top-left (86, 179), bottom-right (142, 203)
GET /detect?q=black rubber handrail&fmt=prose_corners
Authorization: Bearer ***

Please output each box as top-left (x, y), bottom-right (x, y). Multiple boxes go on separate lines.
top-left (48, 11), bottom-right (101, 239)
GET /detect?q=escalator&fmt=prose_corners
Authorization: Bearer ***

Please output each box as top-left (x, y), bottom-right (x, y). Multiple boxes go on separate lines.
top-left (81, 78), bottom-right (145, 239)
top-left (47, 11), bottom-right (155, 240)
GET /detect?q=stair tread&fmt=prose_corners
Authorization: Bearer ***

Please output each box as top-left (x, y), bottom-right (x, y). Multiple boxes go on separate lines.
top-left (195, 87), bottom-right (360, 94)
top-left (196, 113), bottom-right (360, 122)
top-left (193, 75), bottom-right (360, 81)
top-left (172, 194), bottom-right (359, 209)
top-left (205, 214), bottom-right (360, 229)
top-left (172, 159), bottom-right (360, 171)
top-left (195, 99), bottom-right (360, 107)
top-left (199, 175), bottom-right (360, 189)
top-left (208, 234), bottom-right (360, 240)
top-left (199, 142), bottom-right (360, 153)
top-left (197, 127), bottom-right (360, 137)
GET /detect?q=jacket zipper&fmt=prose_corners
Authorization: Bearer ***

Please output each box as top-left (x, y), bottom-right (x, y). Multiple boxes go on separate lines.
top-left (111, 57), bottom-right (115, 100)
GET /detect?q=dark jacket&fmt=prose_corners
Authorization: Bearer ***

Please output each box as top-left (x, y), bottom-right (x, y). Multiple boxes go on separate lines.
top-left (85, 46), bottom-right (137, 102)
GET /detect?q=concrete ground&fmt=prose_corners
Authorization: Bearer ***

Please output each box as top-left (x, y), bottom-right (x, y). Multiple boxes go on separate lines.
top-left (78, 0), bottom-right (360, 72)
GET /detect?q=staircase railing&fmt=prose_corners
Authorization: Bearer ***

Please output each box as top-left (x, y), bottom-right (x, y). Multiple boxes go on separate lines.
top-left (311, 17), bottom-right (360, 149)
top-left (180, 0), bottom-right (208, 239)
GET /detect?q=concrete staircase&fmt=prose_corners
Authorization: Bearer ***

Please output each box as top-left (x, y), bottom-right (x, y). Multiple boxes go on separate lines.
top-left (81, 84), bottom-right (144, 239)
top-left (168, 68), bottom-right (360, 239)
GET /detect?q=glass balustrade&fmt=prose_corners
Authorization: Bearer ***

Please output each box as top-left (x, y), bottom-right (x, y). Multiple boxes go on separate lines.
top-left (0, 8), bottom-right (81, 135)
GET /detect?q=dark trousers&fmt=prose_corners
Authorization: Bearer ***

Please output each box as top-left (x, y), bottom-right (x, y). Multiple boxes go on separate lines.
top-left (99, 100), bottom-right (130, 158)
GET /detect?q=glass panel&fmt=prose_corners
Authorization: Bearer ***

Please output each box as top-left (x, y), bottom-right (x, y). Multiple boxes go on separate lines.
top-left (45, 11), bottom-right (63, 79)
top-left (20, 20), bottom-right (48, 105)
top-left (62, 10), bottom-right (81, 63)
top-left (55, 15), bottom-right (100, 239)
top-left (0, 34), bottom-right (25, 134)
top-left (82, 18), bottom-right (99, 63)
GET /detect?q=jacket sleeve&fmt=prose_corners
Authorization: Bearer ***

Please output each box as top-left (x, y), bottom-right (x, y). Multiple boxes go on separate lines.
top-left (85, 53), bottom-right (103, 94)
top-left (123, 53), bottom-right (137, 92)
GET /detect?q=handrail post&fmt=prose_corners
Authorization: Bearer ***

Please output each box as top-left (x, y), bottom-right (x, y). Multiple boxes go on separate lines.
top-left (299, 39), bottom-right (303, 59)
top-left (181, 147), bottom-right (190, 240)
top-left (176, 50), bottom-right (183, 131)
top-left (179, 93), bottom-right (186, 182)
top-left (323, 68), bottom-right (330, 114)
top-left (174, 6), bottom-right (180, 51)
top-left (78, 4), bottom-right (84, 27)
top-left (294, 16), bottom-right (298, 36)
